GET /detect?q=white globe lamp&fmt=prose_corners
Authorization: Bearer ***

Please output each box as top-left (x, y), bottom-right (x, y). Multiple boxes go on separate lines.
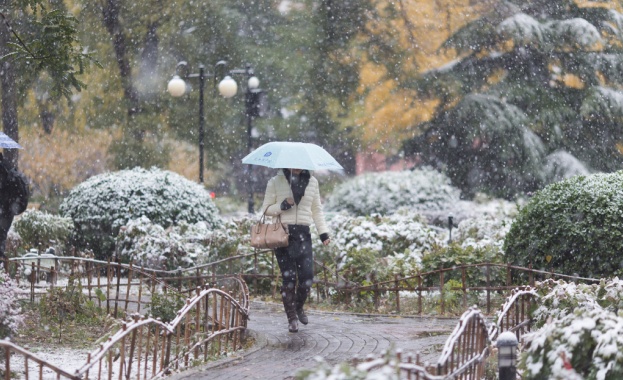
top-left (167, 75), bottom-right (186, 97)
top-left (218, 76), bottom-right (238, 98)
top-left (248, 76), bottom-right (260, 90)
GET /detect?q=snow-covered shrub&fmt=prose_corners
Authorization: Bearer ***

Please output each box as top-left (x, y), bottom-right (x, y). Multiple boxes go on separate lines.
top-left (0, 268), bottom-right (22, 338)
top-left (504, 171), bottom-right (623, 278)
top-left (544, 150), bottom-right (591, 185)
top-left (520, 278), bottom-right (623, 379)
top-left (116, 216), bottom-right (252, 270)
top-left (325, 168), bottom-right (460, 216)
top-left (425, 195), bottom-right (520, 227)
top-left (60, 167), bottom-right (221, 259)
top-left (530, 279), bottom-right (604, 328)
top-left (522, 308), bottom-right (623, 380)
top-left (451, 214), bottom-right (512, 252)
top-left (314, 210), bottom-right (441, 275)
top-left (12, 209), bottom-right (73, 254)
top-left (531, 278), bottom-right (623, 327)
top-left (420, 215), bottom-right (510, 287)
top-left (421, 244), bottom-right (506, 288)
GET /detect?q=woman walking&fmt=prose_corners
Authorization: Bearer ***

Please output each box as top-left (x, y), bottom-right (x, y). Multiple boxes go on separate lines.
top-left (260, 168), bottom-right (331, 333)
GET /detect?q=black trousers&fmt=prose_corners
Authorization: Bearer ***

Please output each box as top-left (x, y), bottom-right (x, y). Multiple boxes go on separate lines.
top-left (274, 225), bottom-right (313, 310)
top-left (0, 208), bottom-right (13, 260)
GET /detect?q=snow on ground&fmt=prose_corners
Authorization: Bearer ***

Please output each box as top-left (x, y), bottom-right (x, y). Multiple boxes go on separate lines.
top-left (8, 346), bottom-right (88, 379)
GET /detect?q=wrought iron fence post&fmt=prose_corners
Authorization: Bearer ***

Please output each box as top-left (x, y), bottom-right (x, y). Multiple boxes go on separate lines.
top-left (394, 274), bottom-right (400, 313)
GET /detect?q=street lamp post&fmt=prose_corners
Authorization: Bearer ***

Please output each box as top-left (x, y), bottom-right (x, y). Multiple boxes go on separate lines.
top-left (225, 64), bottom-right (263, 214)
top-left (167, 60), bottom-right (235, 183)
top-left (168, 61), bottom-right (262, 212)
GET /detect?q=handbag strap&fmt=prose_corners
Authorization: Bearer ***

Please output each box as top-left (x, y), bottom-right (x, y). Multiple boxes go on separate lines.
top-left (258, 206), bottom-right (282, 224)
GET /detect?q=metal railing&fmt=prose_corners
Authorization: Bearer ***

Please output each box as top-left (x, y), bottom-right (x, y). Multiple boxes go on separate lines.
top-left (354, 286), bottom-right (539, 379)
top-left (0, 250), bottom-right (586, 380)
top-left (1, 276), bottom-right (249, 380)
top-left (4, 253), bottom-right (597, 318)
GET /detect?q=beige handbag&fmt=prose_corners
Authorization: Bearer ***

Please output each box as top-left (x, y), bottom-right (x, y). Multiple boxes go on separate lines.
top-left (250, 212), bottom-right (289, 249)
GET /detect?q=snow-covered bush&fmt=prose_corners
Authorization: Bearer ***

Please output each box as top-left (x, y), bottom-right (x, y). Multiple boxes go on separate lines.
top-left (504, 171), bottom-right (623, 278)
top-left (0, 268), bottom-right (22, 338)
top-left (12, 209), bottom-right (73, 254)
top-left (520, 278), bottom-right (623, 379)
top-left (522, 307), bottom-right (623, 380)
top-left (314, 210), bottom-right (441, 275)
top-left (60, 167), bottom-right (221, 259)
top-left (531, 278), bottom-right (623, 327)
top-left (544, 150), bottom-right (591, 185)
top-left (530, 279), bottom-right (604, 328)
top-left (451, 214), bottom-right (512, 252)
top-left (420, 215), bottom-right (510, 286)
top-left (116, 216), bottom-right (252, 270)
top-left (425, 195), bottom-right (520, 227)
top-left (325, 168), bottom-right (460, 216)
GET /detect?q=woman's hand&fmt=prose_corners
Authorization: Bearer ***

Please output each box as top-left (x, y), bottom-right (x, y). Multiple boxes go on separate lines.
top-left (322, 238), bottom-right (331, 246)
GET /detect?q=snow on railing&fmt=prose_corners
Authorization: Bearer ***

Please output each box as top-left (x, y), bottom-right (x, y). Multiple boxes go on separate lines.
top-left (488, 286), bottom-right (538, 342)
top-left (0, 276), bottom-right (249, 380)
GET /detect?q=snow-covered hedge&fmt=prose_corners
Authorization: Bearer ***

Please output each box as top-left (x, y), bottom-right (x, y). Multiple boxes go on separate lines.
top-left (504, 171), bottom-right (623, 278)
top-left (60, 167), bottom-right (221, 259)
top-left (521, 278), bottom-right (623, 379)
top-left (523, 307), bottom-right (623, 380)
top-left (11, 209), bottom-right (73, 254)
top-left (314, 210), bottom-right (440, 274)
top-left (325, 168), bottom-right (460, 216)
top-left (451, 214), bottom-right (512, 252)
top-left (116, 215), bottom-right (256, 270)
top-left (0, 268), bottom-right (22, 338)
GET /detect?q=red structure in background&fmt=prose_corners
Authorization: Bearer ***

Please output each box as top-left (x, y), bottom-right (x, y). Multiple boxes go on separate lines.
top-left (355, 151), bottom-right (419, 175)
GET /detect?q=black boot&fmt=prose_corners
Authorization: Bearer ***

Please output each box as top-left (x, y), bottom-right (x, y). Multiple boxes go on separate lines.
top-left (281, 285), bottom-right (298, 332)
top-left (296, 286), bottom-right (309, 325)
top-left (288, 319), bottom-right (299, 333)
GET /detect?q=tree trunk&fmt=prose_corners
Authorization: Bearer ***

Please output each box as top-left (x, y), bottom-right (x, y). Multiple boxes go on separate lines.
top-left (0, 10), bottom-right (19, 170)
top-left (102, 0), bottom-right (140, 118)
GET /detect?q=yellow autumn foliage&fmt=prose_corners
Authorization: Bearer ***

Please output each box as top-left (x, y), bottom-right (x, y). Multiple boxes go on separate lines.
top-left (18, 128), bottom-right (113, 198)
top-left (17, 127), bottom-right (201, 200)
top-left (351, 0), bottom-right (494, 153)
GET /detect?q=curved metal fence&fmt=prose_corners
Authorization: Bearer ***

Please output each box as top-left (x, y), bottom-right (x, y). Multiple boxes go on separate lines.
top-left (1, 276), bottom-right (249, 380)
top-left (1, 251), bottom-right (585, 379)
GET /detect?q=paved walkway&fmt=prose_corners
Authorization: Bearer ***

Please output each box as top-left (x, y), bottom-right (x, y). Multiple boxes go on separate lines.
top-left (169, 301), bottom-right (459, 380)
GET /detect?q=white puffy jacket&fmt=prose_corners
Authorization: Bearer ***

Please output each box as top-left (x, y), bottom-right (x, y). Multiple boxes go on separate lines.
top-left (259, 171), bottom-right (329, 238)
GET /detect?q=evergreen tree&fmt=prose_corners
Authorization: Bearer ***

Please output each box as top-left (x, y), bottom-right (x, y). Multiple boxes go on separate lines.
top-left (403, 0), bottom-right (623, 199)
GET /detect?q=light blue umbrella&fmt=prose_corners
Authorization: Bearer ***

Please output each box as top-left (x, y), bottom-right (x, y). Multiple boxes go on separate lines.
top-left (0, 132), bottom-right (23, 149)
top-left (242, 141), bottom-right (343, 171)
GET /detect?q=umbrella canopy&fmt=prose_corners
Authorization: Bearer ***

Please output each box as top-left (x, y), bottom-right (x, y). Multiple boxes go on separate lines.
top-left (0, 132), bottom-right (23, 149)
top-left (242, 142), bottom-right (343, 171)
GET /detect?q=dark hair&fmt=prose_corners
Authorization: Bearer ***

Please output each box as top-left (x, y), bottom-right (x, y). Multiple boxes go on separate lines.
top-left (282, 169), bottom-right (310, 182)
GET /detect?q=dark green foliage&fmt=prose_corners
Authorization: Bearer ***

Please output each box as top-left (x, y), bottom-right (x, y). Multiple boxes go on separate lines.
top-left (1, 2), bottom-right (99, 100)
top-left (404, 0), bottom-right (623, 198)
top-left (39, 277), bottom-right (98, 322)
top-left (334, 248), bottom-right (381, 305)
top-left (12, 210), bottom-right (73, 251)
top-left (149, 292), bottom-right (184, 323)
top-left (108, 135), bottom-right (171, 171)
top-left (504, 171), bottom-right (623, 278)
top-left (421, 243), bottom-right (506, 287)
